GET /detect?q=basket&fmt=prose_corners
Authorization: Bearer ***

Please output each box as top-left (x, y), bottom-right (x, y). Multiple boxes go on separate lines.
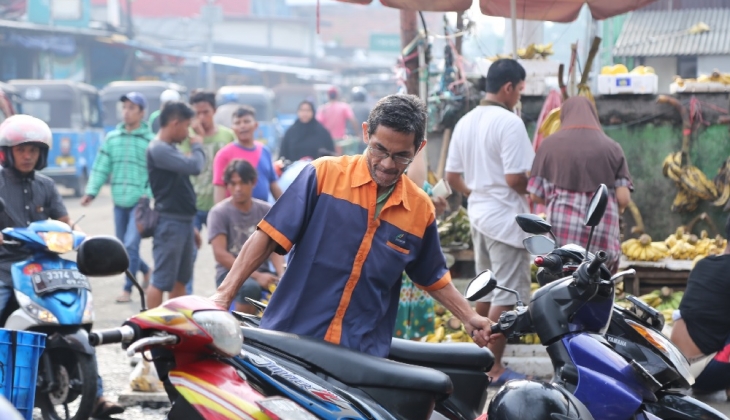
top-left (0, 329), bottom-right (46, 420)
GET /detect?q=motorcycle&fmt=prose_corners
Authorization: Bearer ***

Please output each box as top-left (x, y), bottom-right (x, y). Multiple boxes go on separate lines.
top-left (516, 214), bottom-right (692, 392)
top-left (80, 235), bottom-right (325, 419)
top-left (466, 184), bottom-right (727, 420)
top-left (0, 199), bottom-right (96, 420)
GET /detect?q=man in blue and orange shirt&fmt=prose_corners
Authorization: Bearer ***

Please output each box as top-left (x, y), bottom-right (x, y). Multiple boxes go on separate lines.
top-left (211, 94), bottom-right (495, 356)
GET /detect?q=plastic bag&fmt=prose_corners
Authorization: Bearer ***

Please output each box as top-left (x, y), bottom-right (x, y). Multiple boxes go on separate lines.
top-left (129, 357), bottom-right (164, 393)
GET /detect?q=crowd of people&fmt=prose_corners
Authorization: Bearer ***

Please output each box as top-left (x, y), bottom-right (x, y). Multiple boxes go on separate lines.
top-left (0, 57), bottom-right (728, 414)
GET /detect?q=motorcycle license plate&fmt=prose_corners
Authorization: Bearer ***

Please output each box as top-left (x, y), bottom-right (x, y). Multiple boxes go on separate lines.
top-left (32, 269), bottom-right (90, 295)
top-left (257, 397), bottom-right (318, 420)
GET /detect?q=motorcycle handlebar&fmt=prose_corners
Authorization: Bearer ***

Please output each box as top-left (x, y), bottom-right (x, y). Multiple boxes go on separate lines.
top-left (491, 324), bottom-right (501, 334)
top-left (89, 325), bottom-right (135, 346)
top-left (586, 251), bottom-right (608, 276)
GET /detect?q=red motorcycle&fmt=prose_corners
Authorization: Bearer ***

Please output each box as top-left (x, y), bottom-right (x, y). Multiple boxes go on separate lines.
top-left (78, 235), bottom-right (312, 420)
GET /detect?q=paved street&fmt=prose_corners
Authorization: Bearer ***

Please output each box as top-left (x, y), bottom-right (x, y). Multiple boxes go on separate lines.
top-left (30, 187), bottom-right (730, 418)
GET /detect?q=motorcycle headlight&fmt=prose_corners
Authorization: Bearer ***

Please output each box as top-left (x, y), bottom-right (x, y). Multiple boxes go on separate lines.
top-left (37, 232), bottom-right (74, 254)
top-left (627, 320), bottom-right (694, 386)
top-left (82, 294), bottom-right (94, 324)
top-left (192, 310), bottom-right (243, 357)
top-left (15, 291), bottom-right (58, 324)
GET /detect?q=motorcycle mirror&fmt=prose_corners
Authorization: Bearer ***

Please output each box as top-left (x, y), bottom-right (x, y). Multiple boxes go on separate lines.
top-left (515, 214), bottom-right (552, 235)
top-left (585, 184), bottom-right (609, 227)
top-left (523, 235), bottom-right (557, 255)
top-left (77, 236), bottom-right (147, 311)
top-left (464, 271), bottom-right (498, 301)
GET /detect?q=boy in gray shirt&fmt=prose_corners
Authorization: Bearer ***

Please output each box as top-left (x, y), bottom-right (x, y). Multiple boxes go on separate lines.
top-left (146, 101), bottom-right (205, 308)
top-left (208, 159), bottom-right (284, 314)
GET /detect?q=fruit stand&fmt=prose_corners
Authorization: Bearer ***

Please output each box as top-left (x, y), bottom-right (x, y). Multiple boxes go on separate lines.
top-left (618, 258), bottom-right (693, 296)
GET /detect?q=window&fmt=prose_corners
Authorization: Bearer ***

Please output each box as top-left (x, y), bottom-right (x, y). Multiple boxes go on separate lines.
top-left (677, 56), bottom-right (698, 79)
top-left (23, 100), bottom-right (73, 128)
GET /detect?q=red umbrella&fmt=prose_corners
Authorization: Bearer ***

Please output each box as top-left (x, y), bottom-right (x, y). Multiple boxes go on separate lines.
top-left (479, 0), bottom-right (658, 23)
top-left (334, 0), bottom-right (471, 11)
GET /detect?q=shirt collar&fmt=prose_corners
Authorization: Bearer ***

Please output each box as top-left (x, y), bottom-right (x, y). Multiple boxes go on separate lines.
top-left (351, 155), bottom-right (411, 211)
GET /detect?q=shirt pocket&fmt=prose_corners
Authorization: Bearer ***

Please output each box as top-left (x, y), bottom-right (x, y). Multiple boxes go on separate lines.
top-left (385, 240), bottom-right (410, 255)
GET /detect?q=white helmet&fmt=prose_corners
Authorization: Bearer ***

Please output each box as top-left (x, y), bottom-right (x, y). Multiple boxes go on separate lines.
top-left (159, 89), bottom-right (181, 105)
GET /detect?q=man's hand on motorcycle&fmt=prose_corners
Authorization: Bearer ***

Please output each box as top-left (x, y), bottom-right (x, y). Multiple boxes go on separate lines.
top-left (466, 315), bottom-right (498, 347)
top-left (209, 292), bottom-right (231, 310)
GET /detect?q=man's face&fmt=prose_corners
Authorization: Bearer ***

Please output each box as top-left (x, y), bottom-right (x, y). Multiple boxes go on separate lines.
top-left (168, 118), bottom-right (192, 143)
top-left (363, 123), bottom-right (422, 189)
top-left (121, 100), bottom-right (144, 127)
top-left (227, 172), bottom-right (255, 205)
top-left (503, 80), bottom-right (525, 110)
top-left (192, 101), bottom-right (215, 130)
top-left (232, 115), bottom-right (258, 142)
top-left (12, 144), bottom-right (40, 174)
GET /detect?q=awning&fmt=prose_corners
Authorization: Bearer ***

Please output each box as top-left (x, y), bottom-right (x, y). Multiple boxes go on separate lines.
top-left (202, 55), bottom-right (332, 79)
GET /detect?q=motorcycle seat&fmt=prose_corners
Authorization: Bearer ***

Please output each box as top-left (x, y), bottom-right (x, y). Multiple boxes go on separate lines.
top-left (242, 327), bottom-right (453, 397)
top-left (389, 338), bottom-right (494, 370)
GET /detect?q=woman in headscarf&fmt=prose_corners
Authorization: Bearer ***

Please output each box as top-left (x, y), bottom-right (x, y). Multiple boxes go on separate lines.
top-left (279, 101), bottom-right (335, 162)
top-left (528, 96), bottom-right (633, 272)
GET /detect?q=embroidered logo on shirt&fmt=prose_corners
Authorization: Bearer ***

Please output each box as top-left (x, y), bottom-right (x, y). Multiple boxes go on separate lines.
top-left (391, 233), bottom-right (407, 247)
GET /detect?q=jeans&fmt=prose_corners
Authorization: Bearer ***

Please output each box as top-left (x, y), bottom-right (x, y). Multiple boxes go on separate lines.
top-left (0, 285), bottom-right (106, 398)
top-left (114, 206), bottom-right (151, 293)
top-left (186, 210), bottom-right (208, 295)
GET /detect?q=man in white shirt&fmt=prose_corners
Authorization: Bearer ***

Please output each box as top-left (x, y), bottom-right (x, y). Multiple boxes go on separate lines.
top-left (445, 59), bottom-right (535, 386)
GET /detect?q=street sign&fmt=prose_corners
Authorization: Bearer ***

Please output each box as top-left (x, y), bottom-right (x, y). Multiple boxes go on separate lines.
top-left (369, 34), bottom-right (401, 53)
top-left (201, 4), bottom-right (224, 24)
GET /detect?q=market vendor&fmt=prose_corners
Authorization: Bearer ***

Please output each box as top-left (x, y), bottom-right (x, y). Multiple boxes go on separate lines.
top-left (528, 96), bottom-right (632, 273)
top-left (211, 94), bottom-right (496, 357)
top-left (671, 217), bottom-right (730, 396)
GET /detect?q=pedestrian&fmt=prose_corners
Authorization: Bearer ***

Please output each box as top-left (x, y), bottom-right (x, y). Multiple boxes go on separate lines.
top-left (213, 106), bottom-right (281, 204)
top-left (528, 96), bottom-right (632, 272)
top-left (179, 90), bottom-right (235, 295)
top-left (316, 86), bottom-right (359, 141)
top-left (212, 94), bottom-right (496, 357)
top-left (279, 100), bottom-right (335, 162)
top-left (81, 91), bottom-right (153, 304)
top-left (146, 101), bottom-right (204, 309)
top-left (445, 58), bottom-right (534, 386)
top-left (350, 86), bottom-right (372, 153)
top-left (148, 89), bottom-right (181, 134)
top-left (0, 115), bottom-right (124, 418)
top-left (207, 160), bottom-right (284, 314)
top-left (671, 216), bottom-right (730, 396)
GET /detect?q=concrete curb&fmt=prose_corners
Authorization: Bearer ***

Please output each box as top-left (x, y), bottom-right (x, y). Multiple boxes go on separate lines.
top-left (117, 388), bottom-right (170, 408)
top-left (502, 344), bottom-right (553, 379)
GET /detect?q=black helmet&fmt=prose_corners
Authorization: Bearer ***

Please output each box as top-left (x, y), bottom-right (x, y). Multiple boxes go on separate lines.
top-left (351, 86), bottom-right (367, 102)
top-left (487, 380), bottom-right (594, 420)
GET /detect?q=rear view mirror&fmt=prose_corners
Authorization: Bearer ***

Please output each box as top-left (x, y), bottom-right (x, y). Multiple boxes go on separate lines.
top-left (464, 271), bottom-right (498, 302)
top-left (524, 236), bottom-right (556, 255)
top-left (585, 184), bottom-right (609, 227)
top-left (77, 236), bottom-right (130, 277)
top-left (515, 214), bottom-right (552, 235)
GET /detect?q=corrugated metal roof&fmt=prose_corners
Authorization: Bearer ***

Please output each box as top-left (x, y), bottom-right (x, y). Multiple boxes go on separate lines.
top-left (613, 8), bottom-right (730, 57)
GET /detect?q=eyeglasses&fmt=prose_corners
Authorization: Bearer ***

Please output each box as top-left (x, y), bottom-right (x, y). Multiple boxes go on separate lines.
top-left (367, 146), bottom-right (414, 165)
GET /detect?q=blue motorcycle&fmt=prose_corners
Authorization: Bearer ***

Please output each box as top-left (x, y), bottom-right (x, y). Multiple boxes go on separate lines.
top-left (0, 208), bottom-right (96, 420)
top-left (467, 184), bottom-right (727, 420)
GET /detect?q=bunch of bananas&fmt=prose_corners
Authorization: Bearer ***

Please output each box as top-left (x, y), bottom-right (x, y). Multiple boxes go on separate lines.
top-left (488, 43), bottom-right (554, 61)
top-left (621, 234), bottom-right (668, 261)
top-left (637, 287), bottom-right (684, 325)
top-left (519, 333), bottom-right (541, 345)
top-left (713, 157), bottom-right (730, 207)
top-left (422, 306), bottom-right (474, 343)
top-left (663, 227), bottom-right (726, 260)
top-left (438, 207), bottom-right (472, 248)
top-left (692, 232), bottom-right (727, 266)
top-left (600, 64), bottom-right (656, 75)
top-left (663, 152), bottom-right (719, 212)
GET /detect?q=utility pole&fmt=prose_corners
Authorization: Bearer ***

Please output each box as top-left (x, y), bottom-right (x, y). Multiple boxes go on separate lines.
top-left (455, 11), bottom-right (464, 55)
top-left (400, 10), bottom-right (419, 96)
top-left (206, 0), bottom-right (215, 90)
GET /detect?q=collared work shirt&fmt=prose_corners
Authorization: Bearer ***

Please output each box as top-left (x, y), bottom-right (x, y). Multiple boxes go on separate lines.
top-left (258, 155), bottom-right (451, 357)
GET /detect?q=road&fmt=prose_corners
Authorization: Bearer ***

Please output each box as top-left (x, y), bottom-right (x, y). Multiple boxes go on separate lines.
top-left (33, 187), bottom-right (730, 418)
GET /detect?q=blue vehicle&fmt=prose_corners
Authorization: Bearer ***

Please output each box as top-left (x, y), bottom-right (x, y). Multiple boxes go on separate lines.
top-left (472, 184), bottom-right (728, 420)
top-left (0, 210), bottom-right (97, 420)
top-left (100, 81), bottom-right (187, 134)
top-left (9, 80), bottom-right (103, 197)
top-left (214, 86), bottom-right (279, 153)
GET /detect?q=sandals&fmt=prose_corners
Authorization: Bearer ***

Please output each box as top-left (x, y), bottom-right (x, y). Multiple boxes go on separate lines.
top-left (489, 367), bottom-right (530, 387)
top-left (115, 293), bottom-right (131, 303)
top-left (91, 397), bottom-right (125, 418)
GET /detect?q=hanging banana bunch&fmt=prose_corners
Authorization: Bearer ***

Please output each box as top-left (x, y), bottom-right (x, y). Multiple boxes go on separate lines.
top-left (713, 156), bottom-right (730, 208)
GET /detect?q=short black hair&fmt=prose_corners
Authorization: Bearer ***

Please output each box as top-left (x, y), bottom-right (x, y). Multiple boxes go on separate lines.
top-left (190, 90), bottom-right (216, 109)
top-left (366, 94), bottom-right (426, 150)
top-left (485, 59), bottom-right (526, 94)
top-left (160, 101), bottom-right (194, 127)
top-left (224, 159), bottom-right (257, 184)
top-left (232, 105), bottom-right (256, 120)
